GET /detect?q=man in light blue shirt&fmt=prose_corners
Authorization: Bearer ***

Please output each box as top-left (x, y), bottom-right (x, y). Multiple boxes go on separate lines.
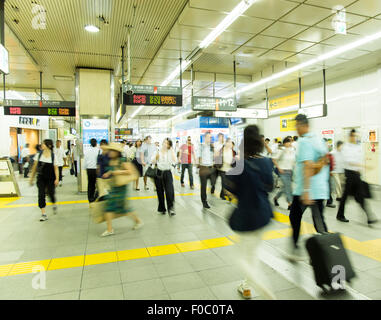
top-left (289, 114), bottom-right (329, 260)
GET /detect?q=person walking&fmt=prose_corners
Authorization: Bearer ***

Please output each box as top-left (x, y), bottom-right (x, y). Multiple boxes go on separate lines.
top-left (219, 138), bottom-right (236, 200)
top-left (152, 138), bottom-right (177, 216)
top-left (70, 143), bottom-right (78, 177)
top-left (179, 136), bottom-right (196, 189)
top-left (213, 133), bottom-right (225, 195)
top-left (175, 141), bottom-right (181, 173)
top-left (21, 143), bottom-right (30, 178)
top-left (273, 137), bottom-right (296, 210)
top-left (97, 139), bottom-right (110, 200)
top-left (29, 139), bottom-right (59, 221)
top-left (54, 140), bottom-right (66, 187)
top-left (132, 139), bottom-right (143, 191)
top-left (100, 143), bottom-right (144, 236)
top-left (336, 129), bottom-right (378, 224)
top-left (84, 138), bottom-right (101, 204)
top-left (224, 125), bottom-right (276, 300)
top-left (140, 136), bottom-right (157, 190)
top-left (331, 141), bottom-right (344, 202)
top-left (288, 114), bottom-right (329, 261)
top-left (198, 132), bottom-right (216, 209)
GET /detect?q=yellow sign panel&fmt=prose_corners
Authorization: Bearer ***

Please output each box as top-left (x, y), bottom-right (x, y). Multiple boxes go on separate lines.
top-left (280, 113), bottom-right (298, 132)
top-left (269, 92), bottom-right (304, 111)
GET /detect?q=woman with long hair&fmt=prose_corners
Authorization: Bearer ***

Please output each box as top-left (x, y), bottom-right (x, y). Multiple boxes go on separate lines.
top-left (152, 138), bottom-right (177, 216)
top-left (29, 139), bottom-right (59, 221)
top-left (100, 143), bottom-right (144, 237)
top-left (132, 139), bottom-right (143, 191)
top-left (224, 125), bottom-right (276, 300)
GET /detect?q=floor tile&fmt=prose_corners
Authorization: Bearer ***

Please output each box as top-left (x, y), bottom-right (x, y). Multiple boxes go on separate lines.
top-left (80, 284), bottom-right (124, 300)
top-left (170, 287), bottom-right (217, 300)
top-left (123, 278), bottom-right (167, 300)
top-left (197, 265), bottom-right (243, 286)
top-left (120, 264), bottom-right (159, 283)
top-left (161, 272), bottom-right (206, 294)
top-left (154, 259), bottom-right (195, 278)
top-left (35, 291), bottom-right (80, 300)
top-left (81, 270), bottom-right (121, 290)
top-left (209, 281), bottom-right (249, 300)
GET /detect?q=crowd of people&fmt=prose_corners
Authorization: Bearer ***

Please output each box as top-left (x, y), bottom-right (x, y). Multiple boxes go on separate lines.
top-left (22, 113), bottom-right (378, 300)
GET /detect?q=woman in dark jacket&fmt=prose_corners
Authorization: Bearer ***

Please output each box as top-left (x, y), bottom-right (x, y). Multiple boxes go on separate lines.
top-left (224, 125), bottom-right (276, 300)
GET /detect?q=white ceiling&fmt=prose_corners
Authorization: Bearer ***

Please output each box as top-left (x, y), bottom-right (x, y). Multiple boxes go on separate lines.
top-left (3, 0), bottom-right (381, 123)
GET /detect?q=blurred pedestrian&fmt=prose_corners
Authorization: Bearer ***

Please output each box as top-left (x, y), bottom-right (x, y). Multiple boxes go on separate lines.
top-left (54, 140), bottom-right (66, 187)
top-left (179, 136), bottom-right (196, 189)
top-left (132, 139), bottom-right (143, 191)
top-left (213, 133), bottom-right (225, 197)
top-left (29, 139), bottom-right (59, 221)
top-left (219, 138), bottom-right (236, 200)
top-left (288, 114), bottom-right (329, 261)
top-left (224, 125), bottom-right (276, 300)
top-left (331, 141), bottom-right (344, 201)
top-left (70, 143), bottom-right (78, 177)
top-left (336, 129), bottom-right (378, 224)
top-left (140, 136), bottom-right (157, 190)
top-left (100, 143), bottom-right (143, 236)
top-left (21, 143), bottom-right (30, 178)
top-left (84, 138), bottom-right (101, 204)
top-left (152, 138), bottom-right (177, 216)
top-left (97, 139), bottom-right (110, 200)
top-left (198, 132), bottom-right (216, 209)
top-left (273, 137), bottom-right (296, 210)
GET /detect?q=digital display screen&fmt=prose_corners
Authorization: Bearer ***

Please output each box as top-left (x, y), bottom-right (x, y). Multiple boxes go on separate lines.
top-left (4, 106), bottom-right (76, 117)
top-left (124, 93), bottom-right (182, 107)
top-left (192, 96), bottom-right (237, 111)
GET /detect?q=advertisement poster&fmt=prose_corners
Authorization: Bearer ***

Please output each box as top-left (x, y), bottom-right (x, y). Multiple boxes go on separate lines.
top-left (280, 113), bottom-right (298, 132)
top-left (321, 129), bottom-right (335, 152)
top-left (368, 128), bottom-right (378, 142)
top-left (269, 93), bottom-right (304, 112)
top-left (82, 119), bottom-right (109, 149)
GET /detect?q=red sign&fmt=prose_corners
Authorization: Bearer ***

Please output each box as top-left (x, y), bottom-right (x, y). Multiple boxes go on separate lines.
top-left (10, 107), bottom-right (21, 115)
top-left (322, 130), bottom-right (334, 134)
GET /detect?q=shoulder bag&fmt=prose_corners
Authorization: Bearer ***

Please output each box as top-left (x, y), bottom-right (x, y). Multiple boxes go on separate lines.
top-left (113, 161), bottom-right (139, 187)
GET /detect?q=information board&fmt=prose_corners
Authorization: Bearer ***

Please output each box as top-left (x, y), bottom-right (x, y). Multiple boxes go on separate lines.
top-left (215, 108), bottom-right (268, 119)
top-left (124, 93), bottom-right (182, 107)
top-left (192, 96), bottom-right (237, 111)
top-left (4, 106), bottom-right (75, 117)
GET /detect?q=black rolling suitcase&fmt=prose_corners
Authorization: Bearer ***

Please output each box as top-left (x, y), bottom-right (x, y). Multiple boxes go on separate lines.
top-left (306, 233), bottom-right (355, 292)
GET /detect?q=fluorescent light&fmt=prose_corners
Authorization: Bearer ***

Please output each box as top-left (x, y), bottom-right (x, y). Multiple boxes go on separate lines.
top-left (161, 0), bottom-right (256, 86)
top-left (199, 0), bottom-right (256, 49)
top-left (85, 25), bottom-right (100, 33)
top-left (166, 110), bottom-right (193, 123)
top-left (227, 29), bottom-right (381, 98)
top-left (130, 105), bottom-right (144, 119)
top-left (54, 75), bottom-right (73, 81)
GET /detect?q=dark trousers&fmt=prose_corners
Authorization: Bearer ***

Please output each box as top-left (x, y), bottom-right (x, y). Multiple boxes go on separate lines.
top-left (87, 169), bottom-right (97, 203)
top-left (215, 170), bottom-right (226, 198)
top-left (154, 170), bottom-right (175, 212)
top-left (58, 166), bottom-right (63, 182)
top-left (199, 166), bottom-right (216, 204)
top-left (73, 161), bottom-right (78, 177)
top-left (289, 196), bottom-right (328, 247)
top-left (180, 164), bottom-right (194, 186)
top-left (337, 170), bottom-right (370, 219)
top-left (37, 177), bottom-right (56, 209)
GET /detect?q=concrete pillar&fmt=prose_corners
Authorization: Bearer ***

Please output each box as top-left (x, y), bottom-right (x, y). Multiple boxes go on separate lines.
top-left (75, 68), bottom-right (115, 193)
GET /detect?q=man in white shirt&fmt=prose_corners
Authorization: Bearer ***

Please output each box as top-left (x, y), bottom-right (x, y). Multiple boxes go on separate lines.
top-left (21, 143), bottom-right (31, 178)
top-left (331, 141), bottom-right (344, 201)
top-left (84, 138), bottom-right (101, 203)
top-left (54, 140), bottom-right (66, 186)
top-left (336, 129), bottom-right (377, 224)
top-left (71, 143), bottom-right (78, 177)
top-left (122, 140), bottom-right (129, 158)
top-left (140, 136), bottom-right (157, 190)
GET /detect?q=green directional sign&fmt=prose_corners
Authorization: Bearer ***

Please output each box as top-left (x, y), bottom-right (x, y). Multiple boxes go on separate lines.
top-left (192, 96), bottom-right (237, 111)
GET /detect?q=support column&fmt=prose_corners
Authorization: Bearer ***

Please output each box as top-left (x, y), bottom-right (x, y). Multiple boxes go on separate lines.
top-left (75, 68), bottom-right (113, 193)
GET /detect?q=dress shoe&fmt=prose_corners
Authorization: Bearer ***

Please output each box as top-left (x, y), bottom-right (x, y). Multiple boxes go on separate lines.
top-left (337, 217), bottom-right (349, 222)
top-left (327, 203), bottom-right (336, 208)
top-left (203, 202), bottom-right (211, 209)
top-left (368, 219), bottom-right (378, 225)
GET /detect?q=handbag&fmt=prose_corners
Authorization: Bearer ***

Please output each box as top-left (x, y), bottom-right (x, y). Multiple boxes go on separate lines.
top-left (113, 162), bottom-right (139, 187)
top-left (145, 165), bottom-right (158, 178)
top-left (361, 180), bottom-right (372, 199)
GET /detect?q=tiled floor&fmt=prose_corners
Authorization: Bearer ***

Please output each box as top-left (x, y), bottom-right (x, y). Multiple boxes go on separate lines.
top-left (0, 168), bottom-right (381, 300)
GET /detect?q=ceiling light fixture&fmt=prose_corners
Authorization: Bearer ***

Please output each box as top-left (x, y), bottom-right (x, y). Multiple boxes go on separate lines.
top-left (160, 0), bottom-right (256, 86)
top-left (225, 29), bottom-right (381, 98)
top-left (130, 105), bottom-right (144, 119)
top-left (166, 110), bottom-right (193, 123)
top-left (85, 25), bottom-right (100, 33)
top-left (53, 75), bottom-right (73, 81)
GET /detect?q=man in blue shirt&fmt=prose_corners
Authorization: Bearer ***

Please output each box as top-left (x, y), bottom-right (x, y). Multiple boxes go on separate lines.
top-left (289, 114), bottom-right (329, 261)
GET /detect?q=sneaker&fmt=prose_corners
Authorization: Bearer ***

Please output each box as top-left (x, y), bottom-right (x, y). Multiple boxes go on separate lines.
top-left (40, 214), bottom-right (48, 222)
top-left (169, 209), bottom-right (176, 216)
top-left (203, 202), bottom-right (211, 209)
top-left (237, 282), bottom-right (252, 299)
top-left (101, 229), bottom-right (114, 237)
top-left (53, 205), bottom-right (58, 215)
top-left (133, 221), bottom-right (144, 230)
top-left (158, 210), bottom-right (166, 215)
top-left (274, 198), bottom-right (279, 207)
top-left (144, 185), bottom-right (149, 190)
top-left (59, 181), bottom-right (63, 187)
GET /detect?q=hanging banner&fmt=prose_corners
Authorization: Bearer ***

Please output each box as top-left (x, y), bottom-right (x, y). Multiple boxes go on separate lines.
top-left (269, 92), bottom-right (304, 111)
top-left (192, 96), bottom-right (237, 111)
top-left (280, 113), bottom-right (298, 132)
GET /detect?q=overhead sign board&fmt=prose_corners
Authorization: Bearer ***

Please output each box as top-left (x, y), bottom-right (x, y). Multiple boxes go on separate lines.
top-left (0, 44), bottom-right (9, 74)
top-left (3, 99), bottom-right (75, 108)
top-left (115, 128), bottom-right (133, 136)
top-left (298, 104), bottom-right (327, 119)
top-left (4, 106), bottom-right (75, 117)
top-left (123, 84), bottom-right (182, 95)
top-left (192, 96), bottom-right (237, 111)
top-left (215, 108), bottom-right (268, 119)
